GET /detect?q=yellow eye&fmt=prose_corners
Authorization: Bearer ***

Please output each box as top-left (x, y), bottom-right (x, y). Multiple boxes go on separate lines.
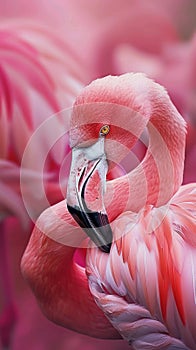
top-left (100, 125), bottom-right (110, 136)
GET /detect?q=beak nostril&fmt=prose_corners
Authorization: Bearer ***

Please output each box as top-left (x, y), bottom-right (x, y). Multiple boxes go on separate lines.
top-left (78, 167), bottom-right (86, 192)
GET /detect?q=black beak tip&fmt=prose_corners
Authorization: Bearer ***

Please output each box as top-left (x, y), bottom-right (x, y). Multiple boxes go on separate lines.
top-left (99, 243), bottom-right (111, 253)
top-left (67, 204), bottom-right (112, 254)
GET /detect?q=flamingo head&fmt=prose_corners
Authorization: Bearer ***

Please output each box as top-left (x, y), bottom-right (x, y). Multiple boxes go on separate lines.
top-left (67, 73), bottom-right (152, 253)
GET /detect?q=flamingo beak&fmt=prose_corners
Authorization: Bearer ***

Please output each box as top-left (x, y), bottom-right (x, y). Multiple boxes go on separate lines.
top-left (67, 137), bottom-right (112, 253)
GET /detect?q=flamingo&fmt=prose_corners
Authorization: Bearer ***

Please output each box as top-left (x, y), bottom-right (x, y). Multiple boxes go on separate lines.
top-left (21, 73), bottom-right (196, 349)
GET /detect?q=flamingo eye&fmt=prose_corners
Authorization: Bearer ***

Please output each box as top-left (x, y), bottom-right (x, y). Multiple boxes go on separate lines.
top-left (100, 125), bottom-right (110, 136)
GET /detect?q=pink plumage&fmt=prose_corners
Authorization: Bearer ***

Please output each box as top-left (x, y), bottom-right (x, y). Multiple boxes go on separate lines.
top-left (22, 73), bottom-right (196, 350)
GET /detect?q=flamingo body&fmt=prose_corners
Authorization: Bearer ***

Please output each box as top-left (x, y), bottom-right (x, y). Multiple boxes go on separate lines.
top-left (86, 184), bottom-right (196, 349)
top-left (22, 73), bottom-right (196, 349)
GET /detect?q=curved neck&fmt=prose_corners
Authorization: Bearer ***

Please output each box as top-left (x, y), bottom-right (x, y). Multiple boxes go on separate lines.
top-left (106, 93), bottom-right (186, 218)
top-left (21, 201), bottom-right (120, 339)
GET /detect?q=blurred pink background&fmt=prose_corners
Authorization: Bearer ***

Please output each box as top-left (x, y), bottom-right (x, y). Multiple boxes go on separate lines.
top-left (0, 1), bottom-right (196, 349)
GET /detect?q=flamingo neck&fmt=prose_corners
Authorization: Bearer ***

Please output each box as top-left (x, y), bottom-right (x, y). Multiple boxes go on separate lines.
top-left (21, 202), bottom-right (120, 339)
top-left (106, 91), bottom-right (186, 218)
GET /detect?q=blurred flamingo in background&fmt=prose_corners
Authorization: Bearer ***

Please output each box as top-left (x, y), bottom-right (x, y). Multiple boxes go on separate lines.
top-left (0, 19), bottom-right (85, 348)
top-left (0, 20), bottom-right (85, 220)
top-left (22, 73), bottom-right (196, 349)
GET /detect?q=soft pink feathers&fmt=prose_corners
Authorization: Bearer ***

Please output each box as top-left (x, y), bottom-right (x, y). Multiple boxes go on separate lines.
top-left (87, 184), bottom-right (196, 349)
